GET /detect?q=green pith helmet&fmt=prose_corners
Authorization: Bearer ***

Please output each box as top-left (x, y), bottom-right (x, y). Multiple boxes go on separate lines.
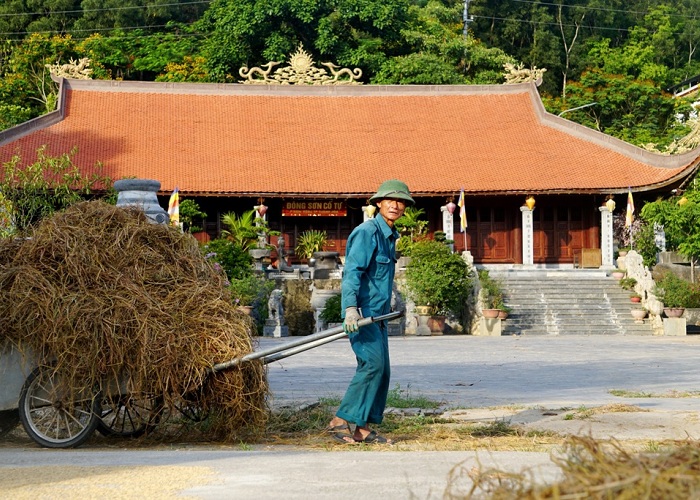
top-left (369, 179), bottom-right (415, 206)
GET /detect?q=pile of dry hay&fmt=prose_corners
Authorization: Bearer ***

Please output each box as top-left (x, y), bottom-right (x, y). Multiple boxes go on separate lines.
top-left (451, 435), bottom-right (700, 499)
top-left (0, 201), bottom-right (267, 440)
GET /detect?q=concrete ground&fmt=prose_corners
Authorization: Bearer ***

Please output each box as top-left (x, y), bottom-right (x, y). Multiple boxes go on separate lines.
top-left (267, 334), bottom-right (700, 442)
top-left (1, 334), bottom-right (699, 498)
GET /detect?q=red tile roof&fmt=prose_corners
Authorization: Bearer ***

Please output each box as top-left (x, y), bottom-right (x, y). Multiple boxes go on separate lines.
top-left (1, 79), bottom-right (698, 198)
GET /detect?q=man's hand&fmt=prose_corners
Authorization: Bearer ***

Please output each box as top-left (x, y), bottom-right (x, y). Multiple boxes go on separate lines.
top-left (343, 307), bottom-right (361, 334)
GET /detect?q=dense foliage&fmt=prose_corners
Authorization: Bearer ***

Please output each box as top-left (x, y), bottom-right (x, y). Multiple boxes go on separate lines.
top-left (641, 179), bottom-right (700, 269)
top-left (405, 239), bottom-right (473, 316)
top-left (0, 146), bottom-right (110, 234)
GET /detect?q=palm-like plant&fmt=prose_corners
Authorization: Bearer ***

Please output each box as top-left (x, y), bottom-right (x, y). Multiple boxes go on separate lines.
top-left (295, 230), bottom-right (328, 259)
top-left (221, 210), bottom-right (258, 250)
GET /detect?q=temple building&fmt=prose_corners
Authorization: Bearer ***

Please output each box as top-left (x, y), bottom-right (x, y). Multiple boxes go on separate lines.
top-left (1, 51), bottom-right (699, 267)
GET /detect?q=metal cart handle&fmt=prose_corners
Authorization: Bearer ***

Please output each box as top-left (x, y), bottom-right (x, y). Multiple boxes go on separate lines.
top-left (212, 310), bottom-right (404, 372)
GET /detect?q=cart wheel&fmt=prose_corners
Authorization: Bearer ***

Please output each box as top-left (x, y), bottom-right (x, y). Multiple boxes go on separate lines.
top-left (18, 366), bottom-right (100, 448)
top-left (175, 389), bottom-right (210, 423)
top-left (0, 409), bottom-right (19, 438)
top-left (97, 393), bottom-right (163, 438)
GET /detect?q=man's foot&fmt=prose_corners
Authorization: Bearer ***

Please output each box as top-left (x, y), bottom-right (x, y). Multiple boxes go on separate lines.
top-left (353, 428), bottom-right (393, 445)
top-left (332, 433), bottom-right (358, 444)
top-left (326, 418), bottom-right (351, 434)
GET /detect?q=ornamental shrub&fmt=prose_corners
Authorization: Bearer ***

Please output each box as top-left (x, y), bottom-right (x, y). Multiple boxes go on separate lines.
top-left (405, 239), bottom-right (474, 316)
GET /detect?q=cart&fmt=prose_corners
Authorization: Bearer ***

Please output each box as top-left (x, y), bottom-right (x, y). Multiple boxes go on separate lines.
top-left (0, 311), bottom-right (402, 448)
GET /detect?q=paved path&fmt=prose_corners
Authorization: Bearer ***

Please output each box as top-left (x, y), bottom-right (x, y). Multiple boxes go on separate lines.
top-left (2, 334), bottom-right (699, 499)
top-left (266, 334), bottom-right (700, 412)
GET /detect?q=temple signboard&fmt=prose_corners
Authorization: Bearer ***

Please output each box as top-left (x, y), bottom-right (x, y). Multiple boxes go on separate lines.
top-left (282, 200), bottom-right (347, 217)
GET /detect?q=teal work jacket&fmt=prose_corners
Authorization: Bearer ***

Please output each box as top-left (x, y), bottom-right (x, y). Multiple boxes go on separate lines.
top-left (341, 215), bottom-right (398, 319)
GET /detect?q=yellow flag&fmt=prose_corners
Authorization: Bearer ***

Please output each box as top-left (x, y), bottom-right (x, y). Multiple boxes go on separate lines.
top-left (625, 189), bottom-right (634, 228)
top-left (168, 187), bottom-right (179, 226)
top-left (457, 189), bottom-right (467, 232)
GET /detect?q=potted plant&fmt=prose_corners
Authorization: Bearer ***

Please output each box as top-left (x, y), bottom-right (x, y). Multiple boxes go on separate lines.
top-left (319, 293), bottom-right (343, 329)
top-left (295, 229), bottom-right (328, 261)
top-left (222, 209), bottom-right (280, 257)
top-left (394, 206), bottom-right (428, 262)
top-left (618, 276), bottom-right (637, 291)
top-left (179, 198), bottom-right (207, 234)
top-left (229, 275), bottom-right (269, 313)
top-left (405, 240), bottom-right (474, 333)
top-left (630, 307), bottom-right (648, 322)
top-left (611, 269), bottom-right (626, 280)
top-left (629, 293), bottom-right (642, 303)
top-left (653, 272), bottom-right (700, 318)
top-left (497, 302), bottom-right (512, 320)
top-left (478, 269), bottom-right (504, 319)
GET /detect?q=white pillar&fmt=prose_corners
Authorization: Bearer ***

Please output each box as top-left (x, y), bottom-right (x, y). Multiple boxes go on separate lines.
top-left (440, 205), bottom-right (455, 252)
top-left (520, 206), bottom-right (534, 266)
top-left (599, 205), bottom-right (614, 268)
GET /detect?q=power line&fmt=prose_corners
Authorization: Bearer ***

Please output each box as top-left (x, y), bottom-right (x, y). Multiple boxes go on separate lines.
top-left (0, 23), bottom-right (201, 37)
top-left (504, 0), bottom-right (700, 21)
top-left (471, 13), bottom-right (699, 38)
top-left (0, 0), bottom-right (212, 18)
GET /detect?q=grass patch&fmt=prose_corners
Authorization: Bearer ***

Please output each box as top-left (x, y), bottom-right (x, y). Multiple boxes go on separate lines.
top-left (469, 420), bottom-right (517, 438)
top-left (610, 389), bottom-right (700, 398)
top-left (261, 399), bottom-right (564, 451)
top-left (385, 383), bottom-right (442, 409)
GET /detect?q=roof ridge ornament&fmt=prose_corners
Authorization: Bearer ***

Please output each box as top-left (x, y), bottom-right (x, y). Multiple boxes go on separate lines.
top-left (239, 44), bottom-right (362, 85)
top-left (503, 62), bottom-right (546, 86)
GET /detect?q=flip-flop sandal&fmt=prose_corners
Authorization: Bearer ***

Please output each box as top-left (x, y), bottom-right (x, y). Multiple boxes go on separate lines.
top-left (332, 433), bottom-right (358, 445)
top-left (357, 430), bottom-right (392, 445)
top-left (325, 423), bottom-right (352, 434)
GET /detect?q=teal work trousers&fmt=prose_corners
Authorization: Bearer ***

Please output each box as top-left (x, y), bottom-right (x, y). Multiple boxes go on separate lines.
top-left (335, 322), bottom-right (390, 428)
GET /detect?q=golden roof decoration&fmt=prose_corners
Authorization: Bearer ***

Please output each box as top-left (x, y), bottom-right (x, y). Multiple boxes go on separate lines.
top-left (47, 57), bottom-right (93, 79)
top-left (239, 44), bottom-right (362, 85)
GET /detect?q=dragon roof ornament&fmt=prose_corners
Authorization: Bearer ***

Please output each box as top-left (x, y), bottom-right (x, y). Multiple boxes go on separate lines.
top-left (239, 44), bottom-right (362, 85)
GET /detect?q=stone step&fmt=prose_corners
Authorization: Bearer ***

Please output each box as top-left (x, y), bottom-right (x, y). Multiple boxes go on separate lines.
top-left (492, 270), bottom-right (654, 336)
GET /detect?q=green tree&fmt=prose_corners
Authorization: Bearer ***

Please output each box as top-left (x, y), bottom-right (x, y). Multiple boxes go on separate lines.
top-left (197, 0), bottom-right (411, 82)
top-left (178, 198), bottom-right (207, 233)
top-left (373, 1), bottom-right (514, 84)
top-left (0, 0), bottom-right (82, 38)
top-left (0, 146), bottom-right (110, 234)
top-left (544, 69), bottom-right (693, 148)
top-left (1, 34), bottom-right (81, 112)
top-left (74, 0), bottom-right (207, 33)
top-left (641, 178), bottom-right (700, 280)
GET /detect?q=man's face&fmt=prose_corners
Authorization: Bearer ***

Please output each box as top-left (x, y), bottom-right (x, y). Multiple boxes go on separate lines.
top-left (377, 198), bottom-right (406, 227)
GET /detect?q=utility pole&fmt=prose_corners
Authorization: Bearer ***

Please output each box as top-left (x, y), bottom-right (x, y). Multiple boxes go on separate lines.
top-left (463, 0), bottom-right (472, 38)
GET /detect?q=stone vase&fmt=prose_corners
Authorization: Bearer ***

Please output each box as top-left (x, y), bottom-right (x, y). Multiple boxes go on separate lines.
top-left (664, 308), bottom-right (685, 318)
top-left (482, 308), bottom-right (500, 319)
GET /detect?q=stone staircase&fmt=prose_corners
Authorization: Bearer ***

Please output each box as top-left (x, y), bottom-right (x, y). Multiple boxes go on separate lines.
top-left (485, 268), bottom-right (654, 336)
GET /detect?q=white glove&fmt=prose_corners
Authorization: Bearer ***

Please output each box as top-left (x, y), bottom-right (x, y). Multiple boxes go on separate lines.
top-left (343, 307), bottom-right (361, 334)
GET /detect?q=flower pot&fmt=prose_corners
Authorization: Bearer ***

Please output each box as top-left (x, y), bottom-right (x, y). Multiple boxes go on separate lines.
top-left (498, 310), bottom-right (508, 320)
top-left (664, 308), bottom-right (685, 318)
top-left (630, 296), bottom-right (641, 303)
top-left (630, 308), bottom-right (647, 322)
top-left (237, 305), bottom-right (253, 316)
top-left (611, 271), bottom-right (625, 279)
top-left (482, 308), bottom-right (500, 319)
top-left (414, 305), bottom-right (432, 316)
top-left (427, 315), bottom-right (446, 334)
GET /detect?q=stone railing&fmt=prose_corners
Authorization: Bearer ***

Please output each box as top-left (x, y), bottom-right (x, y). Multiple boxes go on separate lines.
top-left (622, 250), bottom-right (664, 334)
